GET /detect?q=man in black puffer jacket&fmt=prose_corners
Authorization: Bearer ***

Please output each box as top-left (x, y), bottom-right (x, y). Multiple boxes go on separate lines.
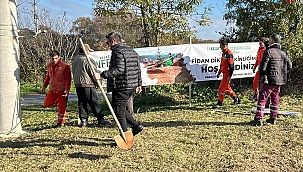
top-left (250, 34), bottom-right (292, 126)
top-left (97, 32), bottom-right (143, 136)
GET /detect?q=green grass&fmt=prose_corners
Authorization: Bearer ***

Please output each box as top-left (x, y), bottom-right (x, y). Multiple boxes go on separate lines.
top-left (2, 86), bottom-right (303, 171)
top-left (20, 80), bottom-right (77, 95)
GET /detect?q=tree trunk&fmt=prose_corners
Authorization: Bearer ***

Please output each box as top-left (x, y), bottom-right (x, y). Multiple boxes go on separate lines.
top-left (140, 5), bottom-right (150, 47)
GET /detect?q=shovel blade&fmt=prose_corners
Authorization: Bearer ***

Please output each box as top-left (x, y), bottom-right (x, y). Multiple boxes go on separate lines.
top-left (114, 131), bottom-right (134, 150)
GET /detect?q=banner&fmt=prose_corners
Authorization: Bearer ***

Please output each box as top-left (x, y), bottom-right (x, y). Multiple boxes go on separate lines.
top-left (89, 42), bottom-right (259, 86)
top-left (184, 42), bottom-right (259, 81)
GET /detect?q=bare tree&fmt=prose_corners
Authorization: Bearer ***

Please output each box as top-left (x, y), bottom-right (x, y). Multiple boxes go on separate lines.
top-left (70, 13), bottom-right (145, 50)
top-left (18, 2), bottom-right (78, 82)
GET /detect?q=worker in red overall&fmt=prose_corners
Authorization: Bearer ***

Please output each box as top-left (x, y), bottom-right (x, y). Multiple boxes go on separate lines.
top-left (41, 50), bottom-right (71, 127)
top-left (251, 37), bottom-right (268, 101)
top-left (213, 40), bottom-right (241, 108)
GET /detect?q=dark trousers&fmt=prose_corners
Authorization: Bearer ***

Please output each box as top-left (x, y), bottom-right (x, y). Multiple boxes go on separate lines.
top-left (255, 83), bottom-right (280, 119)
top-left (112, 89), bottom-right (138, 132)
top-left (126, 95), bottom-right (134, 115)
top-left (76, 87), bottom-right (103, 120)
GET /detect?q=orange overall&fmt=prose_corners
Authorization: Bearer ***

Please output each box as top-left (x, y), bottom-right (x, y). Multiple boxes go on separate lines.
top-left (43, 60), bottom-right (71, 125)
top-left (217, 48), bottom-right (236, 102)
top-left (253, 47), bottom-right (265, 95)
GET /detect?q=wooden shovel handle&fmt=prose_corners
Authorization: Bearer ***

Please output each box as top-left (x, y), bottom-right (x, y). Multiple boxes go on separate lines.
top-left (79, 38), bottom-right (127, 141)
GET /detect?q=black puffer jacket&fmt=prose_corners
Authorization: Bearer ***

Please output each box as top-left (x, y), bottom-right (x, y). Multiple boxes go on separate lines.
top-left (101, 43), bottom-right (142, 92)
top-left (259, 44), bottom-right (292, 86)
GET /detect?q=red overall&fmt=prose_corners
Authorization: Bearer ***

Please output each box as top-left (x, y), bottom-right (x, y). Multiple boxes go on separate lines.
top-left (217, 48), bottom-right (236, 102)
top-left (253, 47), bottom-right (265, 95)
top-left (43, 60), bottom-right (71, 125)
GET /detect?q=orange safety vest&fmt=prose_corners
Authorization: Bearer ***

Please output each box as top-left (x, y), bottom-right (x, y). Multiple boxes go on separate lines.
top-left (219, 48), bottom-right (234, 74)
top-left (44, 60), bottom-right (70, 92)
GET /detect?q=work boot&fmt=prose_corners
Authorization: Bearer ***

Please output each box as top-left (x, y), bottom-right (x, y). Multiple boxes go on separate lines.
top-left (110, 142), bottom-right (117, 147)
top-left (97, 118), bottom-right (110, 125)
top-left (250, 94), bottom-right (258, 101)
top-left (212, 101), bottom-right (223, 109)
top-left (132, 124), bottom-right (144, 136)
top-left (249, 118), bottom-right (263, 126)
top-left (56, 123), bottom-right (65, 128)
top-left (80, 119), bottom-right (88, 127)
top-left (233, 96), bottom-right (241, 105)
top-left (266, 118), bottom-right (276, 125)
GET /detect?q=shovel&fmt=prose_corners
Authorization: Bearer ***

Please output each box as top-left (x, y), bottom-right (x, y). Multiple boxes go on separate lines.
top-left (79, 38), bottom-right (134, 150)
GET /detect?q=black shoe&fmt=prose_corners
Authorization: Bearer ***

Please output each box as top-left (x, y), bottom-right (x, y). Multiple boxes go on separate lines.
top-left (56, 123), bottom-right (65, 127)
top-left (97, 118), bottom-right (110, 125)
top-left (212, 101), bottom-right (223, 109)
top-left (266, 118), bottom-right (276, 125)
top-left (250, 94), bottom-right (258, 101)
top-left (132, 124), bottom-right (144, 136)
top-left (233, 96), bottom-right (241, 105)
top-left (80, 119), bottom-right (88, 127)
top-left (110, 142), bottom-right (117, 147)
top-left (249, 118), bottom-right (263, 126)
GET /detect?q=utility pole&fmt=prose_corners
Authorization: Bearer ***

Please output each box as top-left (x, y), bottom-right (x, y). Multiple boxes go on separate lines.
top-left (32, 0), bottom-right (46, 37)
top-left (33, 0), bottom-right (39, 34)
top-left (0, 0), bottom-right (23, 135)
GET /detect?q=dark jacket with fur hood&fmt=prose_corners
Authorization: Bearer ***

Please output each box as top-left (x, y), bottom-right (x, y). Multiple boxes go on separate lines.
top-left (101, 43), bottom-right (142, 92)
top-left (259, 44), bottom-right (292, 85)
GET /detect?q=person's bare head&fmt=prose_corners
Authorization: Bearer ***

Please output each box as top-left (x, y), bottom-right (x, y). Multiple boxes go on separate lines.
top-left (105, 32), bottom-right (122, 47)
top-left (219, 40), bottom-right (228, 50)
top-left (78, 44), bottom-right (94, 54)
top-left (269, 34), bottom-right (281, 45)
top-left (259, 37), bottom-right (268, 48)
top-left (49, 50), bottom-right (61, 65)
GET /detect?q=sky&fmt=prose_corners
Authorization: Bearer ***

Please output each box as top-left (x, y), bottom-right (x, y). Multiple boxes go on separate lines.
top-left (21, 0), bottom-right (227, 41)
